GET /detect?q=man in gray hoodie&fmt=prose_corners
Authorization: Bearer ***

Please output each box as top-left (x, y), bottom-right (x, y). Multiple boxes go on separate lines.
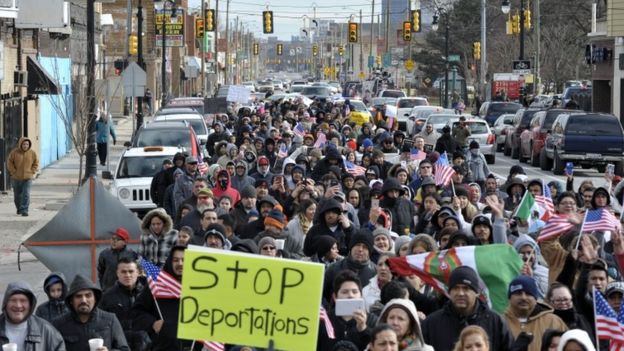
top-left (0, 281), bottom-right (65, 350)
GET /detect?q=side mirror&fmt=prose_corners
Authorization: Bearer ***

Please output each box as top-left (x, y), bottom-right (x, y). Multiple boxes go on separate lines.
top-left (403, 113), bottom-right (409, 117)
top-left (102, 171), bottom-right (113, 180)
top-left (123, 141), bottom-right (132, 148)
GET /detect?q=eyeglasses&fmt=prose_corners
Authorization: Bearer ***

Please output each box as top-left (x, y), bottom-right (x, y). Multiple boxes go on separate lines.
top-left (262, 246), bottom-right (276, 251)
top-left (551, 298), bottom-right (572, 305)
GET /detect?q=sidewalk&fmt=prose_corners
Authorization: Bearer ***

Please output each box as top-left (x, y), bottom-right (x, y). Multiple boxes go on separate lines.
top-left (0, 116), bottom-right (135, 265)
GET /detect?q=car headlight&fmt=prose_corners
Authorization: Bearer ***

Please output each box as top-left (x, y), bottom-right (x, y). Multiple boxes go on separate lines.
top-left (119, 188), bottom-right (130, 199)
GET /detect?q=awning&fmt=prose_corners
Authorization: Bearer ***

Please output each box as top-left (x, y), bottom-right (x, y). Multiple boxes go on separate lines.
top-left (27, 56), bottom-right (60, 95)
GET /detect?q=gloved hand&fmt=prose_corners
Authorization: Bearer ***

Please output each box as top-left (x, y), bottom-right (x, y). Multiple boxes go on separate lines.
top-left (510, 332), bottom-right (534, 351)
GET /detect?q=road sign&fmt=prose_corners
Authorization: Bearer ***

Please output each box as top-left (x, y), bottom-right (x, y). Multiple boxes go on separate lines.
top-left (358, 71), bottom-right (365, 79)
top-left (513, 60), bottom-right (531, 74)
top-left (448, 54), bottom-right (460, 62)
top-left (296, 47), bottom-right (302, 54)
top-left (155, 9), bottom-right (185, 47)
top-left (289, 49), bottom-right (295, 56)
top-left (368, 55), bottom-right (375, 68)
top-left (404, 59), bottom-right (414, 71)
top-left (383, 53), bottom-right (392, 68)
top-left (122, 62), bottom-right (146, 97)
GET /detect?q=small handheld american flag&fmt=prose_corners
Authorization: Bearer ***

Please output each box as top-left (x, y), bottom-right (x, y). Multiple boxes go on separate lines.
top-left (594, 287), bottom-right (624, 349)
top-left (434, 152), bottom-right (455, 186)
top-left (141, 259), bottom-right (181, 299)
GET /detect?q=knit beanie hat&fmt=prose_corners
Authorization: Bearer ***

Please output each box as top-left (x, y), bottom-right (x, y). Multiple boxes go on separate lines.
top-left (316, 235), bottom-right (338, 258)
top-left (394, 235), bottom-right (412, 256)
top-left (448, 266), bottom-right (480, 293)
top-left (240, 185), bottom-right (257, 199)
top-left (349, 230), bottom-right (374, 253)
top-left (264, 209), bottom-right (285, 230)
top-left (372, 228), bottom-right (393, 243)
top-left (508, 275), bottom-right (540, 299)
top-left (258, 236), bottom-right (277, 250)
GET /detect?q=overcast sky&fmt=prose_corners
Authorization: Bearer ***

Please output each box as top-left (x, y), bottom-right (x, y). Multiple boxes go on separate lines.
top-left (188, 0), bottom-right (386, 40)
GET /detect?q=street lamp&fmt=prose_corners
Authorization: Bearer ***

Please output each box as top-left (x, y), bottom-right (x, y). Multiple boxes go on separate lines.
top-left (432, 11), bottom-right (450, 108)
top-left (160, 0), bottom-right (177, 109)
top-left (501, 0), bottom-right (525, 60)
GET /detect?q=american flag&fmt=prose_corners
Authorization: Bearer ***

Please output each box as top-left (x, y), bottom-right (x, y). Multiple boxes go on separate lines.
top-left (345, 160), bottom-right (366, 177)
top-left (293, 122), bottom-right (306, 137)
top-left (278, 143), bottom-right (289, 158)
top-left (314, 133), bottom-right (326, 148)
top-left (535, 180), bottom-right (555, 221)
top-left (141, 259), bottom-right (181, 299)
top-left (197, 156), bottom-right (208, 175)
top-left (537, 214), bottom-right (575, 242)
top-left (594, 287), bottom-right (624, 348)
top-left (434, 152), bottom-right (455, 186)
top-left (410, 148), bottom-right (426, 161)
top-left (202, 341), bottom-right (225, 351)
top-left (319, 306), bottom-right (335, 339)
top-left (582, 208), bottom-right (621, 233)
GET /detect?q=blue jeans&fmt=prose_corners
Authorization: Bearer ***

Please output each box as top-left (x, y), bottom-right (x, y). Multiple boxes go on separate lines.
top-left (12, 179), bottom-right (32, 214)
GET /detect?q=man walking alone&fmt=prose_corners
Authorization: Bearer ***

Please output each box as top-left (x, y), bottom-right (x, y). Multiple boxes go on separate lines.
top-left (7, 137), bottom-right (38, 216)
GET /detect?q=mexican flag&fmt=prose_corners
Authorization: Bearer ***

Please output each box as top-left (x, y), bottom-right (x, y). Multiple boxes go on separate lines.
top-left (388, 244), bottom-right (522, 313)
top-left (515, 192), bottom-right (548, 231)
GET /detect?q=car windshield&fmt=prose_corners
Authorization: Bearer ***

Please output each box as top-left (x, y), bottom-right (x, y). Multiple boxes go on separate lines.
top-left (302, 87), bottom-right (329, 95)
top-left (566, 115), bottom-right (623, 136)
top-left (563, 87), bottom-right (591, 99)
top-left (381, 90), bottom-right (405, 98)
top-left (153, 119), bottom-right (206, 135)
top-left (117, 156), bottom-right (171, 178)
top-left (398, 99), bottom-right (426, 108)
top-left (489, 103), bottom-right (522, 113)
top-left (428, 114), bottom-right (456, 125)
top-left (454, 122), bottom-right (488, 134)
top-left (350, 101), bottom-right (367, 112)
top-left (136, 130), bottom-right (191, 148)
top-left (543, 112), bottom-right (565, 130)
top-left (290, 85), bottom-right (305, 92)
top-left (519, 111), bottom-right (539, 128)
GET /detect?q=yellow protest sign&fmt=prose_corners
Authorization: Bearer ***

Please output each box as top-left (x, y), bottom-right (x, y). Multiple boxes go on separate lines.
top-left (178, 246), bottom-right (325, 351)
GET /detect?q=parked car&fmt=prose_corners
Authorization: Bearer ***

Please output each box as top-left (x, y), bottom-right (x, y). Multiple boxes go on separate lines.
top-left (449, 119), bottom-right (496, 164)
top-left (132, 121), bottom-right (204, 158)
top-left (165, 97), bottom-right (205, 114)
top-left (504, 108), bottom-right (541, 159)
top-left (492, 114), bottom-right (515, 152)
top-left (347, 100), bottom-right (373, 126)
top-left (518, 109), bottom-right (572, 166)
top-left (541, 112), bottom-right (624, 175)
top-left (396, 97), bottom-right (428, 131)
top-left (377, 89), bottom-right (406, 98)
top-left (425, 113), bottom-right (462, 133)
top-left (408, 106), bottom-right (452, 135)
top-left (478, 101), bottom-right (523, 127)
top-left (152, 114), bottom-right (209, 144)
top-left (561, 86), bottom-right (591, 109)
top-left (301, 86), bottom-right (331, 99)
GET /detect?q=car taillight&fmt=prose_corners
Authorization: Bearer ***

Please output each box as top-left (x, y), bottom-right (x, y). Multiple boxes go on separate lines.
top-left (487, 134), bottom-right (495, 144)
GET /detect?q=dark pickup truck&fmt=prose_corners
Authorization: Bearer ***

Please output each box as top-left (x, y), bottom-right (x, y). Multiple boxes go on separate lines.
top-left (541, 112), bottom-right (624, 175)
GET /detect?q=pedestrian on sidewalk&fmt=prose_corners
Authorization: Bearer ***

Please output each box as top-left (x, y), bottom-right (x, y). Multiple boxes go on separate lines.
top-left (7, 137), bottom-right (38, 216)
top-left (95, 108), bottom-right (117, 166)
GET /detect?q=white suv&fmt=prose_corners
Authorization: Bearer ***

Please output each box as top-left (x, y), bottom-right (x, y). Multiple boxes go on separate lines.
top-left (105, 146), bottom-right (182, 214)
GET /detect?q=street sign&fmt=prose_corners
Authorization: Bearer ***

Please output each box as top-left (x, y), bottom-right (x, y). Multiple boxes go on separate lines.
top-left (358, 71), bottom-right (365, 79)
top-left (368, 55), bottom-right (374, 68)
top-left (296, 47), bottom-right (302, 54)
top-left (383, 53), bottom-right (392, 68)
top-left (155, 9), bottom-right (185, 47)
top-left (513, 60), bottom-right (531, 74)
top-left (405, 73), bottom-right (414, 80)
top-left (404, 59), bottom-right (414, 71)
top-left (122, 62), bottom-right (146, 98)
top-left (448, 54), bottom-right (460, 62)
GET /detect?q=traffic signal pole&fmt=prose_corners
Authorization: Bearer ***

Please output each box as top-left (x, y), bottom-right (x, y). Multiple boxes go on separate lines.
top-left (136, 0), bottom-right (144, 130)
top-left (519, 0), bottom-right (525, 60)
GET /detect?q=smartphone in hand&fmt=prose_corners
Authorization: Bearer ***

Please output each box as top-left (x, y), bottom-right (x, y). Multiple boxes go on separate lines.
top-left (565, 162), bottom-right (574, 176)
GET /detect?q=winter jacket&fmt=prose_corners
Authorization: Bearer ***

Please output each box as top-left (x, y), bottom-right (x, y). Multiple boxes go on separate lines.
top-left (304, 199), bottom-right (355, 257)
top-left (381, 178), bottom-right (417, 235)
top-left (212, 169), bottom-right (241, 205)
top-left (7, 137), bottom-right (38, 180)
top-left (434, 133), bottom-right (459, 155)
top-left (35, 272), bottom-right (69, 323)
top-left (231, 201), bottom-right (254, 232)
top-left (466, 151), bottom-right (490, 182)
top-left (513, 235), bottom-right (550, 298)
top-left (316, 303), bottom-right (377, 351)
top-left (150, 167), bottom-right (169, 207)
top-left (230, 161), bottom-right (255, 191)
top-left (416, 129), bottom-right (441, 148)
top-left (323, 255), bottom-right (377, 302)
top-left (97, 246), bottom-right (139, 291)
top-left (132, 248), bottom-right (203, 351)
top-left (502, 303), bottom-right (568, 351)
top-left (310, 147), bottom-right (344, 182)
top-left (421, 299), bottom-right (514, 351)
top-left (362, 276), bottom-right (383, 312)
top-left (452, 125), bottom-right (472, 147)
top-left (95, 117), bottom-right (116, 144)
top-left (100, 280), bottom-right (151, 351)
top-left (53, 274), bottom-right (129, 351)
top-left (139, 208), bottom-right (178, 267)
top-left (0, 281), bottom-right (66, 351)
top-left (173, 169), bottom-right (198, 211)
top-left (378, 299), bottom-right (434, 351)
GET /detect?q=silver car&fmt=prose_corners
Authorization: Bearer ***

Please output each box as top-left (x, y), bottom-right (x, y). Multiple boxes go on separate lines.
top-left (449, 119), bottom-right (496, 164)
top-left (492, 114), bottom-right (515, 152)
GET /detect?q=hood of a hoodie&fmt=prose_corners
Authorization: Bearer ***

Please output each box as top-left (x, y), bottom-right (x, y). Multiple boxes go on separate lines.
top-left (325, 147), bottom-right (342, 162)
top-left (557, 329), bottom-right (596, 351)
top-left (315, 199), bottom-right (342, 224)
top-left (141, 208), bottom-right (173, 234)
top-left (2, 281), bottom-right (36, 320)
top-left (379, 298), bottom-right (426, 347)
top-left (257, 156), bottom-right (270, 175)
top-left (215, 169), bottom-right (232, 190)
top-left (281, 158), bottom-right (296, 174)
top-left (65, 274), bottom-right (102, 310)
top-left (43, 272), bottom-right (68, 300)
top-left (208, 164), bottom-right (222, 181)
top-left (225, 143), bottom-right (238, 156)
top-left (513, 234), bottom-right (542, 267)
top-left (233, 160), bottom-right (249, 179)
top-left (15, 137), bottom-right (32, 152)
top-left (162, 246), bottom-right (186, 281)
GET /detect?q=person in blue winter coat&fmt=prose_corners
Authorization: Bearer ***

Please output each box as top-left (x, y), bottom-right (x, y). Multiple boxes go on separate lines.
top-left (95, 110), bottom-right (116, 166)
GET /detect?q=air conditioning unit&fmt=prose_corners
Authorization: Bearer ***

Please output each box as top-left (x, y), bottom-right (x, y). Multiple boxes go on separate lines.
top-left (14, 71), bottom-right (27, 86)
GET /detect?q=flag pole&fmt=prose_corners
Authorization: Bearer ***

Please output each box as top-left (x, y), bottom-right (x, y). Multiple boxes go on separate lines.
top-left (575, 210), bottom-right (590, 251)
top-left (451, 180), bottom-right (456, 197)
top-left (592, 287), bottom-right (600, 348)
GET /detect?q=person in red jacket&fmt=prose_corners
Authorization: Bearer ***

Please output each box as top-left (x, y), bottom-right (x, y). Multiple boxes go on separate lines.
top-left (212, 169), bottom-right (240, 206)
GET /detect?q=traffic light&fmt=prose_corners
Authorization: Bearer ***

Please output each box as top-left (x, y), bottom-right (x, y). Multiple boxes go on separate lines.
top-left (195, 18), bottom-right (204, 39)
top-left (114, 59), bottom-right (128, 75)
top-left (277, 43), bottom-right (283, 55)
top-left (402, 21), bottom-right (412, 42)
top-left (511, 13), bottom-right (520, 34)
top-left (473, 41), bottom-right (481, 60)
top-left (376, 55), bottom-right (381, 66)
top-left (519, 86), bottom-right (526, 96)
top-left (523, 9), bottom-right (531, 30)
top-left (312, 45), bottom-right (318, 56)
top-left (338, 45), bottom-right (344, 56)
top-left (348, 22), bottom-right (358, 43)
top-left (129, 34), bottom-right (138, 55)
top-left (205, 9), bottom-right (215, 32)
top-left (263, 11), bottom-right (273, 34)
top-left (253, 43), bottom-right (259, 56)
top-left (411, 10), bottom-right (421, 32)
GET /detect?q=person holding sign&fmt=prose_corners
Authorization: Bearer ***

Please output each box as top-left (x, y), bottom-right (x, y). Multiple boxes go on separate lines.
top-left (317, 270), bottom-right (376, 351)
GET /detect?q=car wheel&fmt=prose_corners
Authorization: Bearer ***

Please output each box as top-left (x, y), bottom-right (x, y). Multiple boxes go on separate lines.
top-left (486, 153), bottom-right (495, 164)
top-left (539, 149), bottom-right (552, 171)
top-left (518, 147), bottom-right (527, 163)
top-left (596, 165), bottom-right (606, 173)
top-left (553, 149), bottom-right (565, 175)
top-left (616, 161), bottom-right (624, 176)
top-left (530, 145), bottom-right (540, 167)
top-left (504, 142), bottom-right (511, 156)
top-left (511, 144), bottom-right (519, 159)
top-left (496, 142), bottom-right (503, 152)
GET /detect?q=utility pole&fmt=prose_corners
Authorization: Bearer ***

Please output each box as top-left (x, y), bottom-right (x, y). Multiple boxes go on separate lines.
top-left (369, 0), bottom-right (374, 73)
top-left (85, 0), bottom-right (97, 180)
top-left (225, 0), bottom-right (230, 84)
top-left (535, 0), bottom-right (540, 94)
top-left (201, 0), bottom-right (206, 95)
top-left (384, 0), bottom-right (389, 53)
top-left (136, 0), bottom-right (144, 130)
top-left (519, 0), bottom-right (525, 60)
top-left (215, 0), bottom-right (219, 91)
top-left (359, 9), bottom-right (363, 73)
top-left (480, 0), bottom-right (487, 99)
